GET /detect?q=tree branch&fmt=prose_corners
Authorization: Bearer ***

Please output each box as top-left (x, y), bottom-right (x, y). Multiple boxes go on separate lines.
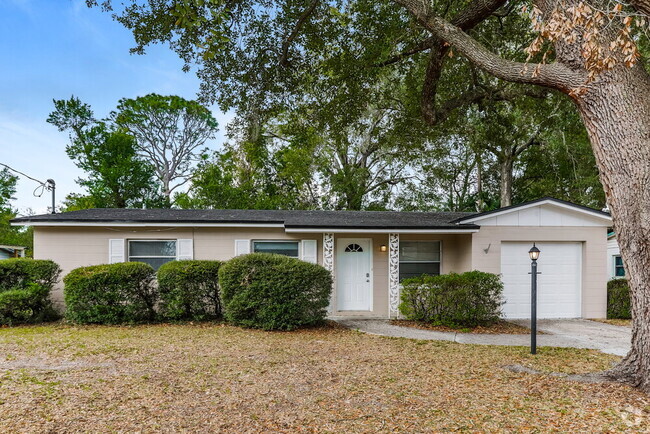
top-left (393, 0), bottom-right (586, 91)
top-left (374, 37), bottom-right (435, 67)
top-left (279, 0), bottom-right (320, 67)
top-left (629, 0), bottom-right (650, 16)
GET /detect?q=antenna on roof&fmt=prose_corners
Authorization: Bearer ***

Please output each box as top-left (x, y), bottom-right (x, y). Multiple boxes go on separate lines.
top-left (0, 163), bottom-right (57, 214)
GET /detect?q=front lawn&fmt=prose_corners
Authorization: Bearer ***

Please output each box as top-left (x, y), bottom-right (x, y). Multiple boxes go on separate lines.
top-left (0, 323), bottom-right (648, 431)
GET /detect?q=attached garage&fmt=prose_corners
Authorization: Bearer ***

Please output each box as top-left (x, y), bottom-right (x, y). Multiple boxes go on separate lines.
top-left (458, 198), bottom-right (612, 320)
top-left (500, 242), bottom-right (582, 319)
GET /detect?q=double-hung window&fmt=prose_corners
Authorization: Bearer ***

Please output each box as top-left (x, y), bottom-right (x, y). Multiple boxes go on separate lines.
top-left (614, 255), bottom-right (625, 277)
top-left (128, 240), bottom-right (177, 270)
top-left (252, 240), bottom-right (300, 258)
top-left (399, 241), bottom-right (441, 281)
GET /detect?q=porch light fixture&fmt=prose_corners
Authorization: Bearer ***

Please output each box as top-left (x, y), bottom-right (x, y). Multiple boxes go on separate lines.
top-left (380, 244), bottom-right (387, 252)
top-left (529, 243), bottom-right (541, 355)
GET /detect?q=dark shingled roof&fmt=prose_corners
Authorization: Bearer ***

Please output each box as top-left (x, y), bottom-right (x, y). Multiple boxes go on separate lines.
top-left (11, 208), bottom-right (479, 230)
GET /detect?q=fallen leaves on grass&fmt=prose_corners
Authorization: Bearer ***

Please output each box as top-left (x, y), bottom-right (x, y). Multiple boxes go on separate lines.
top-left (0, 323), bottom-right (646, 432)
top-left (391, 319), bottom-right (532, 334)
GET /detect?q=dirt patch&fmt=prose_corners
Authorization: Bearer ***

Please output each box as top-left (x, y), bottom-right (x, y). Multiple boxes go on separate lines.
top-left (591, 318), bottom-right (632, 327)
top-left (0, 323), bottom-right (645, 432)
top-left (391, 319), bottom-right (534, 334)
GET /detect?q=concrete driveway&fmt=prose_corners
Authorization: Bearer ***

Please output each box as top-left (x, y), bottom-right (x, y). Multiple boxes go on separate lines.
top-left (335, 318), bottom-right (631, 356)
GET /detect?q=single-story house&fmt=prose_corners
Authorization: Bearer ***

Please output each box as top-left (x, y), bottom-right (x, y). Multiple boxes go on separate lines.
top-left (11, 197), bottom-right (612, 319)
top-left (607, 232), bottom-right (626, 279)
top-left (0, 245), bottom-right (26, 259)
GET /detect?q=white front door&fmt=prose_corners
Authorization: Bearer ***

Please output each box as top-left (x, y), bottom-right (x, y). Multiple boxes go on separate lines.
top-left (337, 238), bottom-right (373, 311)
top-left (500, 242), bottom-right (582, 319)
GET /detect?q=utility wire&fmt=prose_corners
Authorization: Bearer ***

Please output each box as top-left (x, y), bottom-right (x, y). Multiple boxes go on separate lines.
top-left (0, 162), bottom-right (47, 186)
top-left (0, 162), bottom-right (53, 198)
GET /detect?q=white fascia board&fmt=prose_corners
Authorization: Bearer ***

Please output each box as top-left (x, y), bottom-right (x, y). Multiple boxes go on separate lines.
top-left (457, 199), bottom-right (612, 224)
top-left (284, 228), bottom-right (479, 234)
top-left (10, 221), bottom-right (286, 228)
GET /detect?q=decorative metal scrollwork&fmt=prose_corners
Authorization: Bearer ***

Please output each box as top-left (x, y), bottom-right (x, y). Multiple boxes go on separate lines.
top-left (388, 233), bottom-right (400, 317)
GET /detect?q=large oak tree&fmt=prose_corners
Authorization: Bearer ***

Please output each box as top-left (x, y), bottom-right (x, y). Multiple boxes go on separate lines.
top-left (91, 0), bottom-right (650, 390)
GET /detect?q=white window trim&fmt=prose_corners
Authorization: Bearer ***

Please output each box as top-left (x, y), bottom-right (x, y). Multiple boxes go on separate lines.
top-left (614, 254), bottom-right (625, 278)
top-left (251, 240), bottom-right (301, 258)
top-left (398, 240), bottom-right (443, 280)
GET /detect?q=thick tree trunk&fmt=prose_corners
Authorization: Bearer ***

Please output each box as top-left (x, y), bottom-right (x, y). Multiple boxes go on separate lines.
top-left (499, 157), bottom-right (514, 208)
top-left (392, 0), bottom-right (650, 391)
top-left (575, 64), bottom-right (650, 390)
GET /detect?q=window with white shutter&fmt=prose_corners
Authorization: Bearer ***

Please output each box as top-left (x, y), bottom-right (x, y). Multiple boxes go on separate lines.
top-left (109, 239), bottom-right (125, 264)
top-left (301, 240), bottom-right (317, 263)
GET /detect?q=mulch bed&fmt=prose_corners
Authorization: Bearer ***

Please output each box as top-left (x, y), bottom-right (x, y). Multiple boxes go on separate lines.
top-left (390, 319), bottom-right (534, 334)
top-left (590, 318), bottom-right (632, 327)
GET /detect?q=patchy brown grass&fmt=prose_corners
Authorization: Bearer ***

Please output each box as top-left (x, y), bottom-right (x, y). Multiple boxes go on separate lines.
top-left (391, 319), bottom-right (532, 334)
top-left (590, 319), bottom-right (632, 327)
top-left (0, 322), bottom-right (647, 432)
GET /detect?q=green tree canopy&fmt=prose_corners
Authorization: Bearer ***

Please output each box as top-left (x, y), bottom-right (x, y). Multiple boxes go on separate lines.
top-left (48, 96), bottom-right (165, 209)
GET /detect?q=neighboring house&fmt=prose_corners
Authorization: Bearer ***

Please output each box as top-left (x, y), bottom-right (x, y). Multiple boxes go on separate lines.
top-left (0, 245), bottom-right (26, 259)
top-left (607, 232), bottom-right (626, 279)
top-left (11, 198), bottom-right (612, 319)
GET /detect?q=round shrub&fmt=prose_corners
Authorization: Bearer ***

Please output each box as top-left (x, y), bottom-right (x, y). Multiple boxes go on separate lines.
top-left (399, 271), bottom-right (504, 327)
top-left (607, 279), bottom-right (631, 319)
top-left (218, 253), bottom-right (333, 331)
top-left (0, 259), bottom-right (61, 325)
top-left (64, 262), bottom-right (157, 324)
top-left (157, 260), bottom-right (224, 321)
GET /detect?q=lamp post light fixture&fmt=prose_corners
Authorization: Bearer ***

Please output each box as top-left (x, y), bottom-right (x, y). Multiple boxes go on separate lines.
top-left (529, 243), bottom-right (541, 354)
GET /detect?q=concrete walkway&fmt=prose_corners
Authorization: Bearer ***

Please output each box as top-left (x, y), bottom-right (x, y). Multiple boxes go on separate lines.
top-left (334, 318), bottom-right (631, 356)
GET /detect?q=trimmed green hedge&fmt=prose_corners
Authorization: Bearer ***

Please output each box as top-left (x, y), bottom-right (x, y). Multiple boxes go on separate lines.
top-left (607, 279), bottom-right (631, 319)
top-left (157, 260), bottom-right (224, 321)
top-left (64, 262), bottom-right (157, 324)
top-left (0, 258), bottom-right (60, 292)
top-left (0, 259), bottom-right (61, 325)
top-left (399, 271), bottom-right (504, 327)
top-left (218, 253), bottom-right (332, 330)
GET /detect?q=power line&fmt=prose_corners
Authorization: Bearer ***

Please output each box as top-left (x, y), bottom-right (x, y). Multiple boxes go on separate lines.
top-left (0, 162), bottom-right (57, 213)
top-left (0, 162), bottom-right (46, 186)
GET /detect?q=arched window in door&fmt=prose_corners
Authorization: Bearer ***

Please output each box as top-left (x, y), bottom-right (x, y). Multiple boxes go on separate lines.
top-left (344, 243), bottom-right (364, 253)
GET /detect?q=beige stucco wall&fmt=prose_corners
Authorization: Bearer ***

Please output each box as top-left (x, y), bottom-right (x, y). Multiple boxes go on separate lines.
top-left (470, 226), bottom-right (608, 318)
top-left (33, 226), bottom-right (474, 316)
top-left (34, 226), bottom-right (317, 307)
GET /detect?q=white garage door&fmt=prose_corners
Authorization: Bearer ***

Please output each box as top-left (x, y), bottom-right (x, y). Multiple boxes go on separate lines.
top-left (500, 242), bottom-right (582, 319)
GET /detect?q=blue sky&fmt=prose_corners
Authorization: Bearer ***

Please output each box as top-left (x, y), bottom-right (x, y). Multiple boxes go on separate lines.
top-left (0, 0), bottom-right (230, 214)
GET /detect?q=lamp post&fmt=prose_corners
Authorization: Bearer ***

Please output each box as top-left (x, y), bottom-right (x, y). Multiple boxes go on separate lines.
top-left (529, 243), bottom-right (541, 355)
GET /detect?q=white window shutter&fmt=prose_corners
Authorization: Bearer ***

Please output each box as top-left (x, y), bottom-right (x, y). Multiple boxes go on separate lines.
top-left (109, 239), bottom-right (125, 264)
top-left (177, 239), bottom-right (194, 260)
top-left (301, 240), bottom-right (318, 264)
top-left (235, 239), bottom-right (251, 256)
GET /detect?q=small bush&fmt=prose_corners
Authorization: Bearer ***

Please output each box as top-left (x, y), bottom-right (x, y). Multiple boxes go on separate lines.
top-left (0, 259), bottom-right (61, 325)
top-left (399, 271), bottom-right (504, 327)
top-left (64, 262), bottom-right (157, 324)
top-left (607, 279), bottom-right (631, 319)
top-left (157, 260), bottom-right (224, 321)
top-left (219, 253), bottom-right (332, 331)
top-left (0, 258), bottom-right (61, 292)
